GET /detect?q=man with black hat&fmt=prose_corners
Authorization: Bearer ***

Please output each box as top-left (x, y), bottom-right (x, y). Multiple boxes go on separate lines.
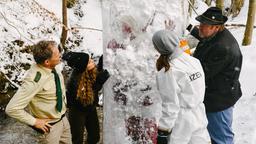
top-left (186, 7), bottom-right (243, 144)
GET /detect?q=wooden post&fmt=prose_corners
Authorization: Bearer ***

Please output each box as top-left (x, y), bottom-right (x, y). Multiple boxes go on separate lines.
top-left (216, 0), bottom-right (224, 10)
top-left (242, 0), bottom-right (256, 45)
top-left (189, 0), bottom-right (195, 17)
top-left (60, 0), bottom-right (68, 47)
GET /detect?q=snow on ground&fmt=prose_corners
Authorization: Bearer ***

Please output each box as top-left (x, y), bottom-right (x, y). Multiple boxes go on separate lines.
top-left (225, 1), bottom-right (256, 143)
top-left (232, 29), bottom-right (256, 144)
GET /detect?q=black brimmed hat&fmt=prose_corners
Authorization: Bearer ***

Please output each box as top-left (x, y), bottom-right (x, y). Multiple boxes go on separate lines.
top-left (196, 7), bottom-right (228, 25)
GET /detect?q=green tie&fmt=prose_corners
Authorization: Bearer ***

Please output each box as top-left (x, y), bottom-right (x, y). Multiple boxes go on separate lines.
top-left (52, 69), bottom-right (62, 112)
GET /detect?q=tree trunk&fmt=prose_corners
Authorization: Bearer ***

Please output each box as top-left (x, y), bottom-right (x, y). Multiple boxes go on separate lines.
top-left (60, 0), bottom-right (68, 47)
top-left (242, 0), bottom-right (256, 45)
top-left (189, 0), bottom-right (195, 16)
top-left (205, 0), bottom-right (212, 6)
top-left (231, 0), bottom-right (245, 17)
top-left (216, 0), bottom-right (224, 10)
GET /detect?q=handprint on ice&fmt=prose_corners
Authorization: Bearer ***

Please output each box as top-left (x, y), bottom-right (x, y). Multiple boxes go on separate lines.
top-left (107, 21), bottom-right (136, 50)
top-left (112, 80), bottom-right (137, 105)
top-left (137, 95), bottom-right (153, 106)
top-left (107, 39), bottom-right (124, 49)
top-left (125, 116), bottom-right (157, 144)
top-left (112, 82), bottom-right (127, 105)
top-left (114, 90), bottom-right (127, 105)
top-left (122, 22), bottom-right (132, 34)
top-left (125, 116), bottom-right (142, 141)
top-left (140, 85), bottom-right (152, 92)
top-left (137, 85), bottom-right (154, 106)
top-left (121, 22), bottom-right (136, 40)
top-left (164, 19), bottom-right (176, 31)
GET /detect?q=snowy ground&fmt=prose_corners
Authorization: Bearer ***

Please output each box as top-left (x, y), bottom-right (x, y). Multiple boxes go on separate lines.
top-left (224, 1), bottom-right (256, 144)
top-left (232, 30), bottom-right (256, 144)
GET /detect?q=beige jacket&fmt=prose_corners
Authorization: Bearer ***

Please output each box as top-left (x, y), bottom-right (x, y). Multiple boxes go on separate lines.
top-left (5, 64), bottom-right (67, 126)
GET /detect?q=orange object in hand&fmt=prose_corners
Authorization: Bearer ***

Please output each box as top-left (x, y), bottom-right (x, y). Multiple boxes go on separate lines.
top-left (179, 39), bottom-right (191, 55)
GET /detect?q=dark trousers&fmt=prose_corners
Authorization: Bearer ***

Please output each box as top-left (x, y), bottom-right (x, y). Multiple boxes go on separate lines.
top-left (68, 105), bottom-right (100, 144)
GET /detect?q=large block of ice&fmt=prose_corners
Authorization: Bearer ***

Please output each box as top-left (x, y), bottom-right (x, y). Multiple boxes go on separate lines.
top-left (102, 1), bottom-right (189, 143)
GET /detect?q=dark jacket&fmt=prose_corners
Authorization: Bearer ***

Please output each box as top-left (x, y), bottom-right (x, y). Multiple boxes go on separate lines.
top-left (66, 68), bottom-right (109, 111)
top-left (190, 27), bottom-right (243, 112)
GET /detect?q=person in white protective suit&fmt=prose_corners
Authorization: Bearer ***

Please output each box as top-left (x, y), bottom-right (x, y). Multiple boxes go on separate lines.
top-left (152, 30), bottom-right (211, 144)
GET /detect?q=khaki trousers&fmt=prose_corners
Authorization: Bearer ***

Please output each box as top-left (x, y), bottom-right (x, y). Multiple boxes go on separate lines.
top-left (38, 116), bottom-right (72, 144)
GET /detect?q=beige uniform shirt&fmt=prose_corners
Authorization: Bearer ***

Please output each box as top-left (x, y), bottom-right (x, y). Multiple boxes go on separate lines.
top-left (5, 64), bottom-right (67, 126)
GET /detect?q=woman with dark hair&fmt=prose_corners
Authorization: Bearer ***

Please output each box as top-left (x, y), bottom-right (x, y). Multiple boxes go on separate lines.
top-left (63, 52), bottom-right (109, 144)
top-left (152, 30), bottom-right (210, 144)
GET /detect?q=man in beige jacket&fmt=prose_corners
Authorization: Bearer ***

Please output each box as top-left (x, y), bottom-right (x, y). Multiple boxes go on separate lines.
top-left (5, 40), bottom-right (71, 144)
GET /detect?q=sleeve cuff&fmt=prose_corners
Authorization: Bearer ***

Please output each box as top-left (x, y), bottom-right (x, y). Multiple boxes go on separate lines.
top-left (158, 126), bottom-right (172, 133)
top-left (26, 117), bottom-right (37, 126)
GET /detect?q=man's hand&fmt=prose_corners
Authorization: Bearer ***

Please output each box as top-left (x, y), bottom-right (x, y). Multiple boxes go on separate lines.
top-left (34, 118), bottom-right (52, 133)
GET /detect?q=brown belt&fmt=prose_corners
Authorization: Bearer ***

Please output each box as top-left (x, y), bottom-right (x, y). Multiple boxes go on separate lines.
top-left (49, 114), bottom-right (65, 126)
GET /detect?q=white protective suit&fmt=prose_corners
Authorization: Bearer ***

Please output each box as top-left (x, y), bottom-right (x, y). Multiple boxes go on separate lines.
top-left (153, 30), bottom-right (210, 144)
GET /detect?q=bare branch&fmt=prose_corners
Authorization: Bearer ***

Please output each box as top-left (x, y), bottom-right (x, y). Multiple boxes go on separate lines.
top-left (0, 71), bottom-right (19, 89)
top-left (225, 23), bottom-right (256, 28)
top-left (70, 26), bottom-right (103, 32)
top-left (0, 11), bottom-right (35, 44)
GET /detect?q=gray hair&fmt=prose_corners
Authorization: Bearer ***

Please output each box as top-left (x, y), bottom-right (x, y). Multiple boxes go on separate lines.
top-left (32, 40), bottom-right (57, 64)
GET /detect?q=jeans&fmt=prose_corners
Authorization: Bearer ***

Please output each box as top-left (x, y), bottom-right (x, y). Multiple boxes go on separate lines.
top-left (206, 107), bottom-right (234, 144)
